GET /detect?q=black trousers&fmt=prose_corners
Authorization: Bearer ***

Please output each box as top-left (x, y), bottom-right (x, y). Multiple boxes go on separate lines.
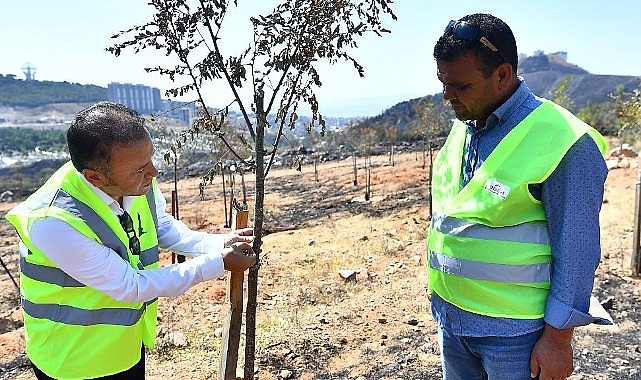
top-left (32, 346), bottom-right (145, 380)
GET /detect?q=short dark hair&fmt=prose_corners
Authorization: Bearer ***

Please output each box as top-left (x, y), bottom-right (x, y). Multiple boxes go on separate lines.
top-left (434, 13), bottom-right (518, 77)
top-left (66, 101), bottom-right (150, 173)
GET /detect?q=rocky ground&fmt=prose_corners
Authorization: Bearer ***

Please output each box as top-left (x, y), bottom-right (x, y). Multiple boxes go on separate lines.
top-left (0, 152), bottom-right (639, 380)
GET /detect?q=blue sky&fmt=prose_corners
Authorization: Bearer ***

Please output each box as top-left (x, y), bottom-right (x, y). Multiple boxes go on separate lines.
top-left (2, 1), bottom-right (640, 116)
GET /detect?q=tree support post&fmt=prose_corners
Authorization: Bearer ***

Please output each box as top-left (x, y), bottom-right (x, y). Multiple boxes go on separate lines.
top-left (631, 170), bottom-right (641, 276)
top-left (171, 158), bottom-right (185, 263)
top-left (219, 203), bottom-right (249, 380)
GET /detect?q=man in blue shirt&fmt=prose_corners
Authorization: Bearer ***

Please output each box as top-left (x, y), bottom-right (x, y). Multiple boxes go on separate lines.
top-left (428, 13), bottom-right (609, 380)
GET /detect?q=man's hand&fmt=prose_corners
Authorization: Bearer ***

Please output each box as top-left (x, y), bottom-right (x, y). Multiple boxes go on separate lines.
top-left (223, 227), bottom-right (253, 248)
top-left (530, 324), bottom-right (574, 379)
top-left (221, 241), bottom-right (255, 272)
top-left (221, 227), bottom-right (255, 272)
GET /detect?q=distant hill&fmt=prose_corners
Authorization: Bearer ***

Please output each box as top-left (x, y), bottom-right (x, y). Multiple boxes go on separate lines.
top-left (360, 52), bottom-right (641, 133)
top-left (0, 74), bottom-right (107, 107)
top-left (518, 52), bottom-right (641, 109)
top-left (356, 93), bottom-right (452, 137)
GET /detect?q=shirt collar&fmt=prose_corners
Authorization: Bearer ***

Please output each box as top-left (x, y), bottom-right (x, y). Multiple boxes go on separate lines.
top-left (486, 77), bottom-right (530, 129)
top-left (75, 170), bottom-right (134, 215)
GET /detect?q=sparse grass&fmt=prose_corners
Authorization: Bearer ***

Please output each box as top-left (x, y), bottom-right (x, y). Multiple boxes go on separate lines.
top-left (256, 313), bottom-right (298, 347)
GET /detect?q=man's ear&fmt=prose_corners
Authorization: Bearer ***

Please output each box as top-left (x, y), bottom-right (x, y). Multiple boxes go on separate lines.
top-left (497, 62), bottom-right (514, 91)
top-left (82, 168), bottom-right (105, 188)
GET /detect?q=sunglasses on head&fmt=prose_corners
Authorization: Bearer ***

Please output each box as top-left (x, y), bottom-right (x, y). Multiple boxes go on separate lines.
top-left (444, 20), bottom-right (506, 61)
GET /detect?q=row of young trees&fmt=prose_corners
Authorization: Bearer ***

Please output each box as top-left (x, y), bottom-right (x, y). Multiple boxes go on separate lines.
top-left (329, 78), bottom-right (641, 154)
top-left (2, 81), bottom-right (639, 167)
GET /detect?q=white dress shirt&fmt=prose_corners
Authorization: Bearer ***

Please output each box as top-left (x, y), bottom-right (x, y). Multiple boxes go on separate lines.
top-left (26, 171), bottom-right (226, 304)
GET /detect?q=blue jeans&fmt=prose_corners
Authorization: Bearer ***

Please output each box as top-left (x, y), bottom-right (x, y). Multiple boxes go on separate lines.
top-left (438, 325), bottom-right (543, 380)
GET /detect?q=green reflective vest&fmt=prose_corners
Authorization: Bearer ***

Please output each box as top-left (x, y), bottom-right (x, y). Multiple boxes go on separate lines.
top-left (427, 100), bottom-right (607, 319)
top-left (5, 161), bottom-right (160, 379)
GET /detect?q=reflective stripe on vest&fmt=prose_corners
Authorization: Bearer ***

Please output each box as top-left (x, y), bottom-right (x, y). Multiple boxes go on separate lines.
top-left (141, 187), bottom-right (158, 266)
top-left (429, 250), bottom-right (551, 283)
top-left (429, 212), bottom-right (552, 283)
top-left (53, 189), bottom-right (130, 261)
top-left (21, 298), bottom-right (157, 327)
top-left (20, 257), bottom-right (84, 287)
top-left (431, 213), bottom-right (550, 245)
top-left (20, 189), bottom-right (160, 289)
top-left (20, 252), bottom-right (159, 287)
top-left (54, 188), bottom-right (158, 265)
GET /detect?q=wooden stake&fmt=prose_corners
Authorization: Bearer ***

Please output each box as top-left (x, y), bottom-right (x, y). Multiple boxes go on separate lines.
top-left (631, 171), bottom-right (641, 275)
top-left (171, 157), bottom-right (185, 263)
top-left (219, 206), bottom-right (249, 380)
top-left (314, 159), bottom-right (319, 182)
top-left (353, 155), bottom-right (358, 186)
top-left (171, 190), bottom-right (185, 263)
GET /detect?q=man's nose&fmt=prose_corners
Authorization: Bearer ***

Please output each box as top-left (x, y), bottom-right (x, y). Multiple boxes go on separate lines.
top-left (147, 163), bottom-right (159, 177)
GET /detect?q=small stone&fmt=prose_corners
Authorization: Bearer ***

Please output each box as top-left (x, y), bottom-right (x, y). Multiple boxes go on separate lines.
top-left (167, 331), bottom-right (189, 347)
top-left (339, 270), bottom-right (357, 281)
top-left (406, 317), bottom-right (419, 326)
top-left (600, 296), bottom-right (615, 310)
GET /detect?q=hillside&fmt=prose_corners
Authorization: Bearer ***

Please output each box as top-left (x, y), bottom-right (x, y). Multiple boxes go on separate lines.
top-left (518, 52), bottom-right (641, 109)
top-left (0, 74), bottom-right (107, 107)
top-left (363, 52), bottom-right (641, 132)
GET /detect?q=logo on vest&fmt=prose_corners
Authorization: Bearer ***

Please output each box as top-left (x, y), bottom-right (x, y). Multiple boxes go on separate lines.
top-left (484, 178), bottom-right (510, 200)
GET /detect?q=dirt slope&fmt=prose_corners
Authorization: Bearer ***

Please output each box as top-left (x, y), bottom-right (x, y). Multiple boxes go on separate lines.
top-left (0, 152), bottom-right (639, 380)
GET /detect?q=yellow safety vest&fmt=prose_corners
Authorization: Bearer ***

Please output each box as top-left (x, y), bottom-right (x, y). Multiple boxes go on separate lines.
top-left (5, 162), bottom-right (159, 379)
top-left (427, 100), bottom-right (606, 319)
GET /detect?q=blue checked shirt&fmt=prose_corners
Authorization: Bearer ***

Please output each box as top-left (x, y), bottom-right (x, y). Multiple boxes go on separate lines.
top-left (430, 79), bottom-right (609, 336)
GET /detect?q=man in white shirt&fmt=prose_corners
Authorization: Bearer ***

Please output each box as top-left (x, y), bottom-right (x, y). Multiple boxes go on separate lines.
top-left (6, 101), bottom-right (256, 379)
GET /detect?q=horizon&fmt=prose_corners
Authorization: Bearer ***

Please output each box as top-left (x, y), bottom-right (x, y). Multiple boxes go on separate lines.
top-left (2, 1), bottom-right (641, 117)
top-left (2, 49), bottom-right (635, 119)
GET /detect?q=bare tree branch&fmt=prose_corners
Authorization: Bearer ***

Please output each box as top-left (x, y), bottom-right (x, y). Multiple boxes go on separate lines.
top-left (106, 2), bottom-right (397, 378)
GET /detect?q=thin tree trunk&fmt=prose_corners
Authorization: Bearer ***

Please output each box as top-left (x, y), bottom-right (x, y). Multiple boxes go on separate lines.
top-left (244, 96), bottom-right (265, 380)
